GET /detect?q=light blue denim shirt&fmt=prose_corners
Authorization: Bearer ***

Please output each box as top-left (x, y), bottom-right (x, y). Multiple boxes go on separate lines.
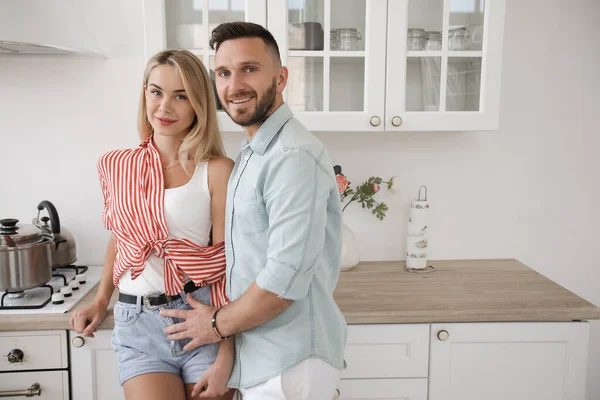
top-left (225, 103), bottom-right (347, 389)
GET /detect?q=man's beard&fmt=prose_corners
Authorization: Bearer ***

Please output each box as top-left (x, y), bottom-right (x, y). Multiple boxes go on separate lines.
top-left (223, 78), bottom-right (277, 127)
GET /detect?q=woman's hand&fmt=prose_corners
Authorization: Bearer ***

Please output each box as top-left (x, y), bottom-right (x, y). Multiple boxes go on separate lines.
top-left (193, 350), bottom-right (234, 398)
top-left (70, 300), bottom-right (107, 338)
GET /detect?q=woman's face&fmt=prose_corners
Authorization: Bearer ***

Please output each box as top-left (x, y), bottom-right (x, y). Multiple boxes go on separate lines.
top-left (145, 64), bottom-right (196, 139)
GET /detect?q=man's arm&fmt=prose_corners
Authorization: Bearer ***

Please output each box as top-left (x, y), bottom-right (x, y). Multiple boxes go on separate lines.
top-left (211, 282), bottom-right (292, 338)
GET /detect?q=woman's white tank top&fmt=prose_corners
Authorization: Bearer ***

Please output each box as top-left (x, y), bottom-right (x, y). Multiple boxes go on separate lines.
top-left (118, 162), bottom-right (212, 296)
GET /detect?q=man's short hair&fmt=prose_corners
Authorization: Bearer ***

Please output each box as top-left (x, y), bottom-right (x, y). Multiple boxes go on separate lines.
top-left (209, 22), bottom-right (281, 65)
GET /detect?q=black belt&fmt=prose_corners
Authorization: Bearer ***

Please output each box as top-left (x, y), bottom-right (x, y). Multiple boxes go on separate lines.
top-left (118, 280), bottom-right (201, 309)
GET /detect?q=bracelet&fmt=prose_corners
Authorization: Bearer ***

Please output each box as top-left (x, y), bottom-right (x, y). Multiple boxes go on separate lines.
top-left (211, 308), bottom-right (230, 341)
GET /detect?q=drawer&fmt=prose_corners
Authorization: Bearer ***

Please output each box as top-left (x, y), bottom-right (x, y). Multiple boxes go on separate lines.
top-left (336, 378), bottom-right (428, 400)
top-left (0, 331), bottom-right (68, 371)
top-left (0, 370), bottom-right (69, 400)
top-left (342, 324), bottom-right (429, 379)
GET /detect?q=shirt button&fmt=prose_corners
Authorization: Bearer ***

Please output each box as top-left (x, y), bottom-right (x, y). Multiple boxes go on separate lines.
top-left (244, 155), bottom-right (250, 161)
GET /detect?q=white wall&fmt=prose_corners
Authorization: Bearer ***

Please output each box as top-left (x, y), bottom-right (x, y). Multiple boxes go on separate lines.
top-left (1, 0), bottom-right (599, 397)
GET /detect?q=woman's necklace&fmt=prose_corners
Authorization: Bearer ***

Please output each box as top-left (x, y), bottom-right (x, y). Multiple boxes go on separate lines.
top-left (162, 161), bottom-right (180, 171)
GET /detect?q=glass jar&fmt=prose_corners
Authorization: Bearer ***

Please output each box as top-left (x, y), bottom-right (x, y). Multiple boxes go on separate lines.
top-left (448, 27), bottom-right (469, 51)
top-left (407, 28), bottom-right (426, 51)
top-left (330, 29), bottom-right (339, 50)
top-left (336, 28), bottom-right (362, 51)
top-left (425, 31), bottom-right (442, 51)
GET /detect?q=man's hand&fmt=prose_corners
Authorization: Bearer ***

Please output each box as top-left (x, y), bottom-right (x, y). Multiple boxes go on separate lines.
top-left (192, 356), bottom-right (234, 398)
top-left (160, 293), bottom-right (219, 352)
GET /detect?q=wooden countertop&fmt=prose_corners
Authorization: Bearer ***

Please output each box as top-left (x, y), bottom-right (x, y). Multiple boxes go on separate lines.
top-left (1, 259), bottom-right (598, 331)
top-left (335, 259), bottom-right (600, 323)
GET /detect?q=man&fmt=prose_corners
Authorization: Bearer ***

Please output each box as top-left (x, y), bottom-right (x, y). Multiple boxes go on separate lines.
top-left (161, 22), bottom-right (347, 399)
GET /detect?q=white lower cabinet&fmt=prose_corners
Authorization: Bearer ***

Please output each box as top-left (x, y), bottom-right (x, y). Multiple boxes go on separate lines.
top-left (337, 379), bottom-right (428, 400)
top-left (69, 330), bottom-right (124, 400)
top-left (0, 371), bottom-right (69, 400)
top-left (0, 331), bottom-right (69, 399)
top-left (429, 322), bottom-right (590, 400)
top-left (64, 322), bottom-right (590, 400)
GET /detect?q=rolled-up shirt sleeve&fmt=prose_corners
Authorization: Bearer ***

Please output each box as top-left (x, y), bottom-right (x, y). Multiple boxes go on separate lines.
top-left (255, 148), bottom-right (330, 300)
top-left (97, 154), bottom-right (113, 231)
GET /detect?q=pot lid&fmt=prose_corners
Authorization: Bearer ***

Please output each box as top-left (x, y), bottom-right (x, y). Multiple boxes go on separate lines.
top-left (0, 219), bottom-right (44, 246)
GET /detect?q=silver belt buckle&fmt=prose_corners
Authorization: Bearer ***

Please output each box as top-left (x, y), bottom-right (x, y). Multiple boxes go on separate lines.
top-left (142, 291), bottom-right (163, 311)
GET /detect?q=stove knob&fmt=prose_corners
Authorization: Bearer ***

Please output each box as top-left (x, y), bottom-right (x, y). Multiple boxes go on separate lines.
top-left (72, 336), bottom-right (85, 348)
top-left (52, 293), bottom-right (65, 305)
top-left (60, 286), bottom-right (73, 297)
top-left (7, 349), bottom-right (24, 363)
top-left (68, 280), bottom-right (80, 290)
top-left (76, 274), bottom-right (87, 284)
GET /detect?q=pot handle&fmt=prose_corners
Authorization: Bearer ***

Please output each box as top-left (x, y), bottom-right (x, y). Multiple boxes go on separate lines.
top-left (37, 200), bottom-right (61, 234)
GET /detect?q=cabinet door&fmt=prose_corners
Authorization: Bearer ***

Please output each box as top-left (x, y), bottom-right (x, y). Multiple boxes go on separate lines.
top-left (0, 371), bottom-right (69, 400)
top-left (429, 322), bottom-right (589, 400)
top-left (386, 0), bottom-right (506, 131)
top-left (142, 0), bottom-right (268, 132)
top-left (268, 0), bottom-right (387, 132)
top-left (337, 378), bottom-right (427, 399)
top-left (69, 330), bottom-right (125, 400)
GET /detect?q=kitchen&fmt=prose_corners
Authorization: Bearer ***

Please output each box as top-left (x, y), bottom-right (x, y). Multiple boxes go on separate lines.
top-left (1, 0), bottom-right (599, 399)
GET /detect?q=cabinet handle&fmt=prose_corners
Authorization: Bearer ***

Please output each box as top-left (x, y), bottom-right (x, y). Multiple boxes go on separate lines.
top-left (72, 336), bottom-right (85, 348)
top-left (333, 388), bottom-right (340, 399)
top-left (437, 330), bottom-right (450, 341)
top-left (391, 116), bottom-right (403, 127)
top-left (370, 116), bottom-right (381, 127)
top-left (7, 349), bottom-right (24, 363)
top-left (0, 382), bottom-right (41, 397)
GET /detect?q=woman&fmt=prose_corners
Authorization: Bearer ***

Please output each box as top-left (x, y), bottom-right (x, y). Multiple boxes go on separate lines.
top-left (70, 49), bottom-right (235, 400)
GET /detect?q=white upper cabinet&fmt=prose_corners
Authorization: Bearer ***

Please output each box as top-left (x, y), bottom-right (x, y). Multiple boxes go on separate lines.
top-left (386, 0), bottom-right (506, 131)
top-left (268, 0), bottom-right (388, 132)
top-left (143, 0), bottom-right (506, 131)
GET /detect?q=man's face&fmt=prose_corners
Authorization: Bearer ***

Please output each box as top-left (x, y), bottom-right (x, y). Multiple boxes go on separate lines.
top-left (214, 37), bottom-right (286, 128)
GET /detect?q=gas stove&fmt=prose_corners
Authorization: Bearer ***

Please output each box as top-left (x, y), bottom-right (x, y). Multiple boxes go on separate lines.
top-left (0, 265), bottom-right (103, 314)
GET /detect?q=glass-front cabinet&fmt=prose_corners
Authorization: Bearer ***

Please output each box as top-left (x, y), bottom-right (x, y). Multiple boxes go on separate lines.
top-left (268, 0), bottom-right (387, 131)
top-left (386, 0), bottom-right (505, 131)
top-left (143, 0), bottom-right (506, 132)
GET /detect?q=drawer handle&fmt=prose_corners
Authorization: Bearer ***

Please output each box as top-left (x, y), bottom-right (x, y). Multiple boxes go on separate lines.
top-left (437, 330), bottom-right (450, 341)
top-left (391, 116), bottom-right (403, 127)
top-left (7, 349), bottom-right (24, 363)
top-left (0, 382), bottom-right (41, 397)
top-left (370, 116), bottom-right (381, 127)
top-left (333, 388), bottom-right (340, 399)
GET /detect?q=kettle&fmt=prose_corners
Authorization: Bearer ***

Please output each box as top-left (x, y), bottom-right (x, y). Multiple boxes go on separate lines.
top-left (33, 200), bottom-right (77, 269)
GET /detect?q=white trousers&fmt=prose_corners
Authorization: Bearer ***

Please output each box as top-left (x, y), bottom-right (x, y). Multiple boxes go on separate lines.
top-left (239, 358), bottom-right (342, 400)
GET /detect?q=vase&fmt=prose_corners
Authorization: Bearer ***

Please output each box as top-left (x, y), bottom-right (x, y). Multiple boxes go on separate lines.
top-left (340, 222), bottom-right (360, 271)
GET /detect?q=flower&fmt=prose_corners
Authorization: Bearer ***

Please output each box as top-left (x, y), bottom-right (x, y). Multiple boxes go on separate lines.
top-left (336, 174), bottom-right (349, 193)
top-left (333, 165), bottom-right (395, 221)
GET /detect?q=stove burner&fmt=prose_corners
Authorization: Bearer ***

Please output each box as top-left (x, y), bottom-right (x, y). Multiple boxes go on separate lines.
top-left (0, 264), bottom-right (88, 310)
top-left (0, 285), bottom-right (54, 309)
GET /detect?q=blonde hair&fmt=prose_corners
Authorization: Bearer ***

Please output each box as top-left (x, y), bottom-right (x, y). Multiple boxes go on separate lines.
top-left (137, 50), bottom-right (225, 171)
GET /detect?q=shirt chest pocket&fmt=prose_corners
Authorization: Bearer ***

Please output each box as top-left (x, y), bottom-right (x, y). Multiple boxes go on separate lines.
top-left (234, 187), bottom-right (267, 236)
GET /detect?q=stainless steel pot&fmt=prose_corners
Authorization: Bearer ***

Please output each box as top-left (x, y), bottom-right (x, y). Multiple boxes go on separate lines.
top-left (0, 219), bottom-right (53, 291)
top-left (34, 200), bottom-right (77, 269)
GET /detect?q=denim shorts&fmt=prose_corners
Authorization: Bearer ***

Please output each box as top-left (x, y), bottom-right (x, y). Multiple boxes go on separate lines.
top-left (111, 285), bottom-right (218, 386)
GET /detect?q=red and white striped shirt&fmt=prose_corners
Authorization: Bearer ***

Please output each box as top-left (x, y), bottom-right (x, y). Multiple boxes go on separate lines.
top-left (97, 137), bottom-right (228, 307)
